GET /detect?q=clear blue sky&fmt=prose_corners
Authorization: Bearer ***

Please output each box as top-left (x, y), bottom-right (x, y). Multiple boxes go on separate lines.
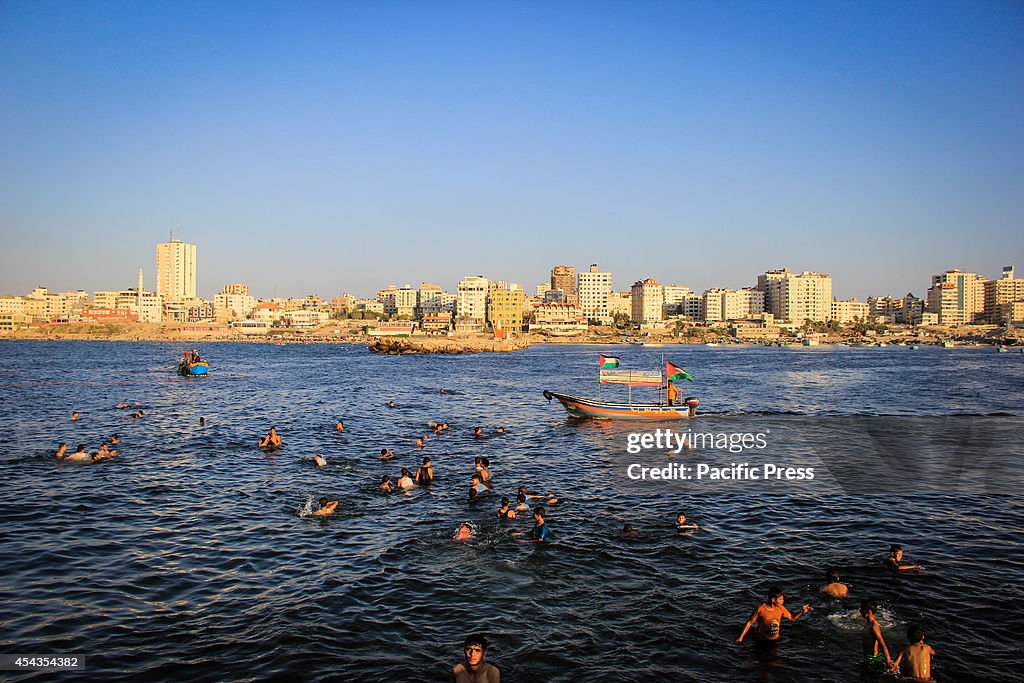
top-left (1, 0), bottom-right (1021, 300)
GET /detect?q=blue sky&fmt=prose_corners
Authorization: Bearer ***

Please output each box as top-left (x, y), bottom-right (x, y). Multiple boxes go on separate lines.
top-left (1, 0), bottom-right (1021, 299)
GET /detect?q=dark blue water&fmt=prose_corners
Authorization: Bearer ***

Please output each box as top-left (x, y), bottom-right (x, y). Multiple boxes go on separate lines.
top-left (1, 341), bottom-right (1021, 681)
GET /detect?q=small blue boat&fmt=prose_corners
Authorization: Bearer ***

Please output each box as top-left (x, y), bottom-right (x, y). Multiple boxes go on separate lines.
top-left (178, 361), bottom-right (209, 376)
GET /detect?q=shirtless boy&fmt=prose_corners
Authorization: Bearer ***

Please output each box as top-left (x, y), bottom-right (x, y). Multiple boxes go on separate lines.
top-left (452, 634), bottom-right (500, 682)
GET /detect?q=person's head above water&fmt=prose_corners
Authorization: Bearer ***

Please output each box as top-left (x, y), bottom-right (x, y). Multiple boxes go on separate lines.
top-left (381, 475), bottom-right (391, 483)
top-left (422, 456), bottom-right (431, 465)
top-left (907, 624), bottom-right (924, 643)
top-left (767, 586), bottom-right (784, 604)
top-left (826, 567), bottom-right (841, 582)
top-left (622, 524), bottom-right (635, 534)
top-left (318, 497), bottom-right (329, 507)
top-left (401, 467), bottom-right (412, 477)
top-left (889, 544), bottom-right (902, 554)
top-left (860, 599), bottom-right (878, 616)
top-left (381, 449), bottom-right (389, 456)
top-left (534, 506), bottom-right (545, 519)
top-left (464, 633), bottom-right (488, 659)
top-left (500, 497), bottom-right (510, 507)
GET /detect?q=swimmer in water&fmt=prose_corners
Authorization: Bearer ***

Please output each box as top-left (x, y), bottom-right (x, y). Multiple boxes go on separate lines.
top-left (496, 426), bottom-right (505, 434)
top-left (116, 402), bottom-right (131, 409)
top-left (388, 400), bottom-right (395, 408)
top-left (258, 427), bottom-right (281, 449)
top-left (379, 475), bottom-right (394, 493)
top-left (312, 497), bottom-right (339, 516)
top-left (885, 544), bottom-right (924, 572)
top-left (397, 467), bottom-right (415, 491)
top-left (473, 426), bottom-right (483, 438)
top-left (129, 409), bottom-right (145, 420)
top-left (676, 513), bottom-right (698, 530)
top-left (821, 567), bottom-right (848, 599)
top-left (66, 444), bottom-right (92, 462)
top-left (434, 423), bottom-right (444, 434)
top-left (415, 457), bottom-right (434, 485)
top-left (379, 448), bottom-right (395, 461)
top-left (453, 523), bottom-right (475, 542)
top-left (736, 586), bottom-right (811, 642)
top-left (518, 485), bottom-right (557, 505)
top-left (513, 506), bottom-right (549, 543)
top-left (892, 624), bottom-right (935, 682)
top-left (453, 634), bottom-right (500, 683)
top-left (416, 437), bottom-right (424, 450)
top-left (110, 433), bottom-right (120, 445)
top-left (514, 492), bottom-right (529, 511)
top-left (92, 443), bottom-right (117, 461)
top-left (475, 457), bottom-right (492, 486)
top-left (496, 497), bottom-right (516, 520)
top-left (55, 442), bottom-right (68, 459)
top-left (469, 474), bottom-right (488, 500)
top-left (313, 454), bottom-right (327, 468)
top-left (622, 524), bottom-right (639, 537)
top-left (335, 420), bottom-right (344, 432)
top-left (199, 417), bottom-right (205, 426)
top-left (71, 411), bottom-right (79, 421)
top-left (859, 599), bottom-right (893, 676)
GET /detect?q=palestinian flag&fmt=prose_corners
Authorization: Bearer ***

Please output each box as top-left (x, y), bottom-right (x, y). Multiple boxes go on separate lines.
top-left (666, 361), bottom-right (693, 382)
top-left (599, 354), bottom-right (621, 369)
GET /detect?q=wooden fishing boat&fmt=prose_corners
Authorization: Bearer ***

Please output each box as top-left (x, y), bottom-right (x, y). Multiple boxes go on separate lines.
top-left (543, 390), bottom-right (698, 421)
top-left (544, 361), bottom-right (698, 422)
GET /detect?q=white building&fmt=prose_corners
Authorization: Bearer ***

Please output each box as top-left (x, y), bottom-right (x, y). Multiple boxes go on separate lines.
top-left (578, 263), bottom-right (612, 323)
top-left (703, 288), bottom-right (765, 323)
top-left (456, 275), bottom-right (492, 323)
top-left (830, 298), bottom-right (871, 323)
top-left (156, 239), bottom-right (197, 301)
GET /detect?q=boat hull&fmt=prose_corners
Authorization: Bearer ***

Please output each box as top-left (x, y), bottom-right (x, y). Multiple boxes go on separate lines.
top-left (543, 391), bottom-right (693, 421)
top-left (179, 362), bottom-right (209, 376)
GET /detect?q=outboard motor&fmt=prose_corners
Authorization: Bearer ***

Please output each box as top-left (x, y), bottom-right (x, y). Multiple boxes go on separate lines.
top-left (684, 397), bottom-right (699, 417)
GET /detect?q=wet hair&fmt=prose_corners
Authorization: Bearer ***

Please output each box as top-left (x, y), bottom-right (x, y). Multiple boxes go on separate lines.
top-left (401, 467), bottom-right (412, 477)
top-left (76, 444), bottom-right (86, 452)
top-left (518, 486), bottom-right (529, 494)
top-left (464, 634), bottom-right (488, 651)
top-left (318, 497), bottom-right (328, 507)
top-left (381, 449), bottom-right (388, 456)
top-left (380, 475), bottom-right (391, 483)
top-left (59, 442), bottom-right (67, 448)
top-left (517, 493), bottom-right (527, 503)
top-left (481, 457), bottom-right (490, 467)
top-left (422, 457), bottom-right (431, 465)
top-left (889, 544), bottom-right (902, 554)
top-left (861, 599), bottom-right (878, 614)
top-left (767, 586), bottom-right (784, 600)
top-left (534, 506), bottom-right (545, 517)
top-left (622, 524), bottom-right (634, 533)
top-left (111, 433), bottom-right (119, 439)
top-left (471, 474), bottom-right (481, 483)
top-left (501, 497), bottom-right (510, 506)
top-left (826, 567), bottom-right (840, 582)
top-left (907, 624), bottom-right (924, 643)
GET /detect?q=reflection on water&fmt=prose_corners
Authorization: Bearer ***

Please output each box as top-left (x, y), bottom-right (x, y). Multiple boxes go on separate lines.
top-left (0, 341), bottom-right (1021, 681)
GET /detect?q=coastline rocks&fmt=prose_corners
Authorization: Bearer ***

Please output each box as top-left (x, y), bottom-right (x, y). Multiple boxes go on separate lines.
top-left (369, 337), bottom-right (530, 355)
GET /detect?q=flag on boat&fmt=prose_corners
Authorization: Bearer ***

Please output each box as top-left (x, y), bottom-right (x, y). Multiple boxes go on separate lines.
top-left (665, 361), bottom-right (693, 382)
top-left (599, 354), bottom-right (620, 369)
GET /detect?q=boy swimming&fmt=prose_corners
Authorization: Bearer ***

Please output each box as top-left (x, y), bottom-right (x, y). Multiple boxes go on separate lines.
top-left (736, 586), bottom-right (811, 642)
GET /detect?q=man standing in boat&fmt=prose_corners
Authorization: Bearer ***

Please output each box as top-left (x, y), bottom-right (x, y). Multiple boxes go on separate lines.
top-left (663, 361), bottom-right (692, 406)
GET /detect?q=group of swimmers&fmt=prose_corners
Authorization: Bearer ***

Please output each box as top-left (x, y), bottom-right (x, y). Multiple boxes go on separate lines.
top-left (58, 408), bottom-right (134, 463)
top-left (736, 545), bottom-right (934, 681)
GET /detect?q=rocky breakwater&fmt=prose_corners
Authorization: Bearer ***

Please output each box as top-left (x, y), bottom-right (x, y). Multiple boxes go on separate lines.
top-left (369, 336), bottom-right (531, 354)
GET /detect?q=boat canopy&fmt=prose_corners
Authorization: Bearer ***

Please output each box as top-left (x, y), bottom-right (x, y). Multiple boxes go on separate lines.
top-left (599, 369), bottom-right (663, 386)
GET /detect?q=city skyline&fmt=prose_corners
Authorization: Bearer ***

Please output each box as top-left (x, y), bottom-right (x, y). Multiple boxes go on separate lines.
top-left (1, 2), bottom-right (1022, 299)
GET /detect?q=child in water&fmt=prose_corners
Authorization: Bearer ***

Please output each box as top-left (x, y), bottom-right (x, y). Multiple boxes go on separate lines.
top-left (676, 513), bottom-right (698, 530)
top-left (859, 599), bottom-right (893, 677)
top-left (736, 586), bottom-right (811, 642)
top-left (821, 568), bottom-right (848, 598)
top-left (892, 624), bottom-right (935, 681)
top-left (312, 497), bottom-right (338, 516)
top-left (886, 544), bottom-right (924, 572)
